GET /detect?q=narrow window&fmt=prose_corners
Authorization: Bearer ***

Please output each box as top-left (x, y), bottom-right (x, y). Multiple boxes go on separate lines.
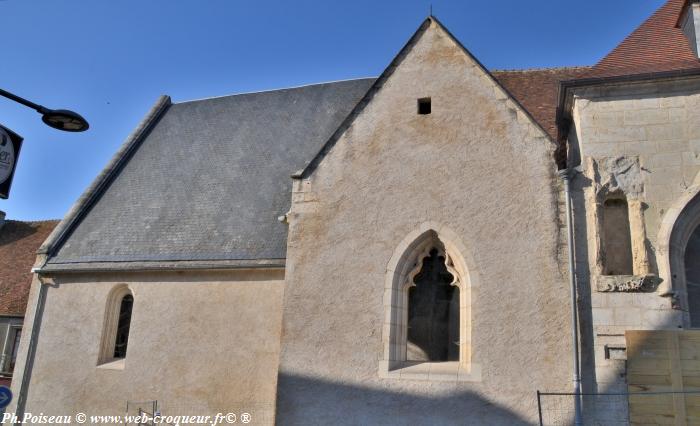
top-left (417, 97), bottom-right (431, 115)
top-left (407, 248), bottom-right (459, 361)
top-left (113, 294), bottom-right (133, 359)
top-left (8, 327), bottom-right (21, 373)
top-left (602, 196), bottom-right (634, 275)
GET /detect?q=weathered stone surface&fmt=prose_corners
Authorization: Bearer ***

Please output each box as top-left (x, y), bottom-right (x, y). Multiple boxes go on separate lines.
top-left (10, 269), bottom-right (284, 424)
top-left (277, 19), bottom-right (569, 425)
top-left (592, 156), bottom-right (644, 198)
top-left (595, 274), bottom-right (663, 292)
top-left (570, 73), bottom-right (700, 422)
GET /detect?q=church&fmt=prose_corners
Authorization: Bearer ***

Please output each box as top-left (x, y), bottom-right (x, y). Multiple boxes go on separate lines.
top-left (9, 0), bottom-right (700, 424)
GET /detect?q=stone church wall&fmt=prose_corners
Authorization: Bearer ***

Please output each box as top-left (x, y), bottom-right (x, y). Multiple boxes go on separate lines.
top-left (569, 77), bottom-right (700, 420)
top-left (10, 268), bottom-right (284, 425)
top-left (277, 20), bottom-right (572, 425)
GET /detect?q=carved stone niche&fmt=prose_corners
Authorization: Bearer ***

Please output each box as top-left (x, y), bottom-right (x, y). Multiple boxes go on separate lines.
top-left (595, 274), bottom-right (663, 293)
top-left (591, 158), bottom-right (648, 266)
top-left (585, 157), bottom-right (660, 290)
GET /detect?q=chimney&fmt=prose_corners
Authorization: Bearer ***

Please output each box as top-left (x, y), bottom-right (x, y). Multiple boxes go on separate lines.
top-left (680, 0), bottom-right (700, 57)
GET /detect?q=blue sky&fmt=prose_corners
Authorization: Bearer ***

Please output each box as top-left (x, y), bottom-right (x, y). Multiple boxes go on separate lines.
top-left (1, 0), bottom-right (665, 220)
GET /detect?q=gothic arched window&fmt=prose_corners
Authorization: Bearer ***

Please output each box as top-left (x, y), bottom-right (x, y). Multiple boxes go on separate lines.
top-left (98, 285), bottom-right (134, 365)
top-left (685, 226), bottom-right (700, 327)
top-left (407, 248), bottom-right (460, 362)
top-left (664, 191), bottom-right (700, 328)
top-left (380, 226), bottom-right (479, 381)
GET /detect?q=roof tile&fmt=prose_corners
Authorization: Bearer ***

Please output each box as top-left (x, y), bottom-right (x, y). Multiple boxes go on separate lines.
top-left (586, 0), bottom-right (700, 78)
top-left (0, 220), bottom-right (58, 316)
top-left (493, 67), bottom-right (591, 141)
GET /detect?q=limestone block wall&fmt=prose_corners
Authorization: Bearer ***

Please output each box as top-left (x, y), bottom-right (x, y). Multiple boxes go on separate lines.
top-left (572, 79), bottom-right (700, 244)
top-left (569, 77), bottom-right (700, 399)
top-left (9, 268), bottom-right (284, 425)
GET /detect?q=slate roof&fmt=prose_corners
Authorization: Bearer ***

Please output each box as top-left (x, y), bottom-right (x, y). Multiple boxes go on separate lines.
top-left (41, 20), bottom-right (593, 270)
top-left (0, 220), bottom-right (58, 315)
top-left (46, 79), bottom-right (374, 267)
top-left (585, 0), bottom-right (700, 78)
top-left (47, 2), bottom-right (691, 269)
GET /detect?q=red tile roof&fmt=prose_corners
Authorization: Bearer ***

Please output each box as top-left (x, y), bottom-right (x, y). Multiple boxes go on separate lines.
top-left (493, 67), bottom-right (591, 141)
top-left (0, 220), bottom-right (58, 316)
top-left (586, 0), bottom-right (700, 78)
top-left (492, 67), bottom-right (592, 168)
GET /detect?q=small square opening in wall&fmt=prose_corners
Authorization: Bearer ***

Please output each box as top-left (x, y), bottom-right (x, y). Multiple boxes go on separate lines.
top-left (417, 98), bottom-right (431, 115)
top-left (604, 344), bottom-right (627, 360)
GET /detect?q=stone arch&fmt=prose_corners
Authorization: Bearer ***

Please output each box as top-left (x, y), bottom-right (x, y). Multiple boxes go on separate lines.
top-left (381, 222), bottom-right (477, 373)
top-left (658, 171), bottom-right (700, 325)
top-left (98, 284), bottom-right (134, 365)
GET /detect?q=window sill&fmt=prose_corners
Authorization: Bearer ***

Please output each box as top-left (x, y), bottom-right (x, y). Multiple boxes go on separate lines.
top-left (378, 361), bottom-right (481, 382)
top-left (97, 358), bottom-right (125, 370)
top-left (595, 274), bottom-right (662, 293)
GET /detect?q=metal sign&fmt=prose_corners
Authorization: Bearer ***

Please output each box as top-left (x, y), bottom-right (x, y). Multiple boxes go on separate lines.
top-left (0, 385), bottom-right (12, 410)
top-left (0, 125), bottom-right (23, 199)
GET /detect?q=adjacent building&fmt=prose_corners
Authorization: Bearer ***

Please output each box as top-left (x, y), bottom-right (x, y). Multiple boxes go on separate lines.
top-left (0, 212), bottom-right (57, 388)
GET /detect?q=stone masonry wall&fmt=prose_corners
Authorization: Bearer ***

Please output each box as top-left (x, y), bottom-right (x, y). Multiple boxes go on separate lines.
top-left (277, 20), bottom-right (572, 425)
top-left (569, 77), bottom-right (700, 421)
top-left (9, 268), bottom-right (284, 425)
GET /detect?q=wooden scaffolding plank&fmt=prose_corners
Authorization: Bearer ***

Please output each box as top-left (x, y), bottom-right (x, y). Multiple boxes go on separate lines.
top-left (669, 331), bottom-right (688, 426)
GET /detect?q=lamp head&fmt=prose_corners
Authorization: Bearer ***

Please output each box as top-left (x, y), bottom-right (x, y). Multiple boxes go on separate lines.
top-left (41, 109), bottom-right (89, 132)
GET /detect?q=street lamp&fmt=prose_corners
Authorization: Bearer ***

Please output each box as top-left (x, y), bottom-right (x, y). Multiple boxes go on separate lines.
top-left (0, 88), bottom-right (89, 132)
top-left (0, 87), bottom-right (89, 199)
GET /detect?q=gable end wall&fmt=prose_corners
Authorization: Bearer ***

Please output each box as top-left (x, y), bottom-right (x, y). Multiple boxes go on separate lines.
top-left (278, 20), bottom-right (571, 424)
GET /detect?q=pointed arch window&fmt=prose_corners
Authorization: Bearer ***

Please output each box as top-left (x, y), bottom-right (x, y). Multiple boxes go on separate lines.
top-left (380, 227), bottom-right (480, 381)
top-left (685, 226), bottom-right (700, 327)
top-left (667, 192), bottom-right (700, 328)
top-left (98, 285), bottom-right (134, 366)
top-left (407, 248), bottom-right (460, 362)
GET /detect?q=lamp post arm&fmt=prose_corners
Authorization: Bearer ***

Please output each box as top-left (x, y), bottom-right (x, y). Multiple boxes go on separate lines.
top-left (0, 88), bottom-right (48, 114)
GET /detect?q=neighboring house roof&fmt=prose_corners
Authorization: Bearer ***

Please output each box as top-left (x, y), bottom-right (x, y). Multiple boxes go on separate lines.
top-left (585, 0), bottom-right (700, 78)
top-left (44, 79), bottom-right (374, 268)
top-left (0, 220), bottom-right (58, 315)
top-left (492, 67), bottom-right (591, 141)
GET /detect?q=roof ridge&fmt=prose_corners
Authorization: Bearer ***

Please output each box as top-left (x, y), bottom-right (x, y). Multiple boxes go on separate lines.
top-left (295, 15), bottom-right (558, 180)
top-left (175, 77), bottom-right (377, 105)
top-left (5, 219), bottom-right (61, 224)
top-left (492, 66), bottom-right (592, 73)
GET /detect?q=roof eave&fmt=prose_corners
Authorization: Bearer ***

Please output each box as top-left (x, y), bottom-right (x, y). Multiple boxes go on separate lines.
top-left (555, 67), bottom-right (700, 166)
top-left (36, 258), bottom-right (286, 274)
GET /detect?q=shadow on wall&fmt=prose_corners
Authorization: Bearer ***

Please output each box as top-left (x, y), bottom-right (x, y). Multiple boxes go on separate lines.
top-left (570, 172), bottom-right (597, 396)
top-left (276, 373), bottom-right (530, 426)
